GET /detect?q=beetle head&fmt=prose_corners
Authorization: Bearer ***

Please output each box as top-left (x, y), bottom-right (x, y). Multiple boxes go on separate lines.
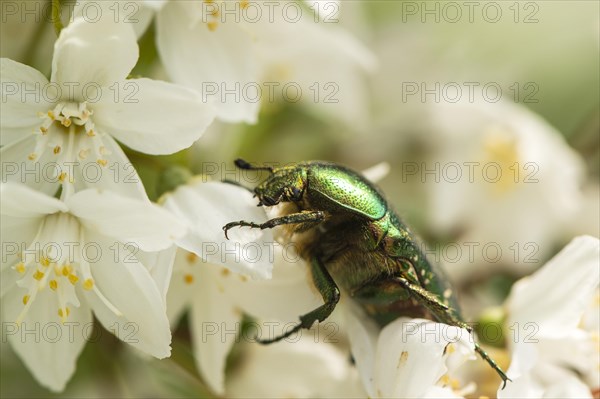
top-left (255, 166), bottom-right (307, 207)
top-left (234, 159), bottom-right (307, 207)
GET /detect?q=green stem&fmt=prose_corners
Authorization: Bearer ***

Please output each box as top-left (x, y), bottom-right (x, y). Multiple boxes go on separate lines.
top-left (52, 0), bottom-right (64, 35)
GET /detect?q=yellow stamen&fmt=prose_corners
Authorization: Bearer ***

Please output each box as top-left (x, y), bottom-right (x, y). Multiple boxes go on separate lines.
top-left (22, 295), bottom-right (30, 305)
top-left (83, 278), bottom-right (94, 290)
top-left (87, 130), bottom-right (95, 137)
top-left (33, 270), bottom-right (44, 281)
top-left (47, 111), bottom-right (55, 120)
top-left (61, 265), bottom-right (72, 276)
top-left (446, 343), bottom-right (456, 354)
top-left (15, 262), bottom-right (26, 274)
top-left (40, 126), bottom-right (48, 134)
top-left (28, 153), bottom-right (37, 161)
top-left (97, 159), bottom-right (108, 167)
top-left (207, 21), bottom-right (218, 31)
top-left (58, 172), bottom-right (68, 182)
top-left (40, 257), bottom-right (51, 267)
top-left (58, 307), bottom-right (70, 318)
top-left (68, 274), bottom-right (79, 285)
top-left (79, 149), bottom-right (90, 160)
top-left (186, 252), bottom-right (198, 264)
top-left (184, 274), bottom-right (194, 284)
top-left (240, 0), bottom-right (249, 8)
top-left (53, 145), bottom-right (61, 154)
top-left (49, 280), bottom-right (58, 291)
top-left (439, 374), bottom-right (451, 385)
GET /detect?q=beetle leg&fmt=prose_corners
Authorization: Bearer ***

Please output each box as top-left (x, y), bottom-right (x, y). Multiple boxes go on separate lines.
top-left (393, 276), bottom-right (511, 388)
top-left (257, 256), bottom-right (340, 344)
top-left (223, 211), bottom-right (325, 239)
top-left (394, 276), bottom-right (451, 313)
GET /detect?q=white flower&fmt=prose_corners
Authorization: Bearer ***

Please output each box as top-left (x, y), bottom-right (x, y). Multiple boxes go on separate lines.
top-left (225, 335), bottom-right (365, 398)
top-left (152, 0), bottom-right (375, 127)
top-left (167, 245), bottom-right (322, 395)
top-left (345, 307), bottom-right (476, 399)
top-left (0, 182), bottom-right (186, 392)
top-left (499, 235), bottom-right (600, 398)
top-left (1, 14), bottom-right (215, 198)
top-left (423, 99), bottom-right (584, 279)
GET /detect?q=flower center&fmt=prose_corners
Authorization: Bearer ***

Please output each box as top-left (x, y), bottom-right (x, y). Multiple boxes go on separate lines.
top-left (13, 212), bottom-right (120, 324)
top-left (482, 127), bottom-right (522, 195)
top-left (28, 101), bottom-right (111, 189)
top-left (202, 0), bottom-right (250, 31)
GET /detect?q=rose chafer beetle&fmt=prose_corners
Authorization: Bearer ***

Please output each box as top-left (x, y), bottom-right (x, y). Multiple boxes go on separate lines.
top-left (223, 159), bottom-right (510, 387)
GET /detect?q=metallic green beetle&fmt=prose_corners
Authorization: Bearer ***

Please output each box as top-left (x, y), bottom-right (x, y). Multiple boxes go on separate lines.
top-left (223, 159), bottom-right (509, 387)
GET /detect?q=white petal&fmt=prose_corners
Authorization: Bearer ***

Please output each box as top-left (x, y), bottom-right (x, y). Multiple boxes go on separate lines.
top-left (0, 58), bottom-right (51, 145)
top-left (163, 181), bottom-right (274, 279)
top-left (226, 337), bottom-right (365, 398)
top-left (156, 2), bottom-right (260, 123)
top-left (189, 264), bottom-right (242, 395)
top-left (253, 16), bottom-right (376, 129)
top-left (362, 162), bottom-right (391, 184)
top-left (500, 362), bottom-right (593, 399)
top-left (0, 134), bottom-right (63, 196)
top-left (83, 236), bottom-right (172, 358)
top-left (73, 0), bottom-right (157, 38)
top-left (140, 0), bottom-right (167, 11)
top-left (135, 245), bottom-right (177, 305)
top-left (374, 319), bottom-right (471, 398)
top-left (344, 304), bottom-right (380, 398)
top-left (221, 244), bottom-right (322, 323)
top-left (507, 235), bottom-right (600, 335)
top-left (0, 181), bottom-right (67, 217)
top-left (498, 371), bottom-right (545, 399)
top-left (91, 78), bottom-right (215, 155)
top-left (51, 16), bottom-right (137, 92)
top-left (304, 0), bottom-right (340, 20)
top-left (71, 133), bottom-right (148, 200)
top-left (2, 284), bottom-right (92, 392)
top-left (0, 210), bottom-right (39, 276)
top-left (165, 250), bottom-right (195, 325)
top-left (67, 189), bottom-right (186, 252)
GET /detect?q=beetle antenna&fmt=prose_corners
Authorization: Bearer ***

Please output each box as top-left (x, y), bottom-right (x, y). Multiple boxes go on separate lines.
top-left (234, 159), bottom-right (274, 173)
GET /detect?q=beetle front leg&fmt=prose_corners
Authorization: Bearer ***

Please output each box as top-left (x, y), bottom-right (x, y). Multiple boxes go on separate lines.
top-left (257, 256), bottom-right (340, 344)
top-left (223, 211), bottom-right (325, 239)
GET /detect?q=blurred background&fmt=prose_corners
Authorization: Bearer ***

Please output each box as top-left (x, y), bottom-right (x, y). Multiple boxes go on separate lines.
top-left (1, 0), bottom-right (598, 397)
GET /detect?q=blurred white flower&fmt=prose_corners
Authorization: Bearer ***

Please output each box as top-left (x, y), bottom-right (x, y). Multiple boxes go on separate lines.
top-left (499, 235), bottom-right (600, 398)
top-left (167, 245), bottom-right (321, 394)
top-left (0, 182), bottom-right (186, 392)
top-left (152, 0), bottom-right (375, 127)
top-left (423, 99), bottom-right (584, 278)
top-left (346, 308), bottom-right (476, 399)
top-left (225, 335), bottom-right (365, 398)
top-left (1, 14), bottom-right (215, 198)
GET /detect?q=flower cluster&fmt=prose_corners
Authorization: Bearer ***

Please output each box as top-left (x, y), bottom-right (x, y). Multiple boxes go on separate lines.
top-left (1, 1), bottom-right (598, 398)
